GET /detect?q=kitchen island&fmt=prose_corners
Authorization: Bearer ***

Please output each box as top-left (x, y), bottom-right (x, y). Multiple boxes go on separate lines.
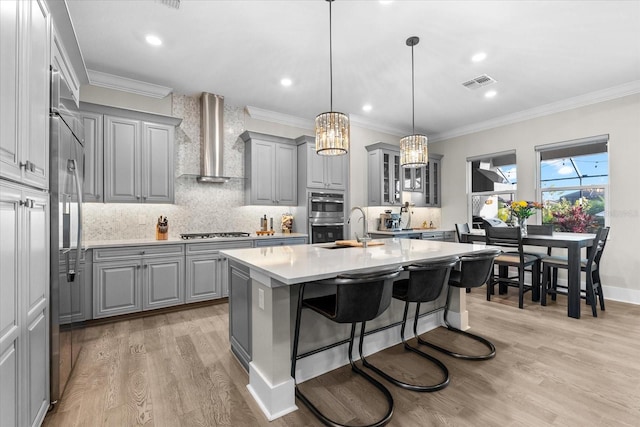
top-left (220, 238), bottom-right (495, 420)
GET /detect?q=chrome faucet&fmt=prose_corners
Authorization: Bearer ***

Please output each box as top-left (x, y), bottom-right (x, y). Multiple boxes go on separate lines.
top-left (348, 206), bottom-right (372, 248)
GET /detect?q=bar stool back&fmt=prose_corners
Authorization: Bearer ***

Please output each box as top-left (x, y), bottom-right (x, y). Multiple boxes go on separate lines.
top-left (360, 256), bottom-right (459, 393)
top-left (291, 266), bottom-right (402, 427)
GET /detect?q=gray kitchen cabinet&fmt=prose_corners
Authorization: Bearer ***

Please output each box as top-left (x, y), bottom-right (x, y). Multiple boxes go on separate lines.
top-left (402, 166), bottom-right (424, 192)
top-left (228, 260), bottom-right (252, 370)
top-left (92, 244), bottom-right (185, 318)
top-left (78, 111), bottom-right (103, 202)
top-left (296, 136), bottom-right (349, 191)
top-left (241, 131), bottom-right (297, 206)
top-left (366, 143), bottom-right (401, 206)
top-left (186, 240), bottom-right (253, 302)
top-left (424, 154), bottom-right (443, 207)
top-left (103, 115), bottom-right (141, 203)
top-left (0, 0), bottom-right (50, 191)
top-left (254, 237), bottom-right (308, 247)
top-left (81, 102), bottom-right (180, 204)
top-left (420, 230), bottom-right (455, 242)
top-left (0, 180), bottom-right (50, 427)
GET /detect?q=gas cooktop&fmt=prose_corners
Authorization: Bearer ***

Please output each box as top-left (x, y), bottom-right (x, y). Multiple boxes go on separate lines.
top-left (180, 232), bottom-right (251, 240)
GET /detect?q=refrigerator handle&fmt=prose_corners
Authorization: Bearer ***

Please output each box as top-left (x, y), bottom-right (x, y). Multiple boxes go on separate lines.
top-left (67, 159), bottom-right (83, 282)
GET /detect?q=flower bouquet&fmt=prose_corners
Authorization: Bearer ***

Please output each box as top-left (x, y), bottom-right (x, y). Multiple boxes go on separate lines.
top-left (509, 200), bottom-right (542, 233)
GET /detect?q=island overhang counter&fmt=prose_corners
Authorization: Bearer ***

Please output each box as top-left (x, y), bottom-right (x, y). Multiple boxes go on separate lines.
top-left (220, 238), bottom-right (496, 421)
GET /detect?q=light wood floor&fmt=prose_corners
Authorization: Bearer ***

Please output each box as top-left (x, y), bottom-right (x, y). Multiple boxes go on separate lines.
top-left (44, 290), bottom-right (640, 427)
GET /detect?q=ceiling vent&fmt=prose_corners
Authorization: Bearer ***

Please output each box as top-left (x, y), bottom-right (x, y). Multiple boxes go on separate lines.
top-left (462, 74), bottom-right (497, 90)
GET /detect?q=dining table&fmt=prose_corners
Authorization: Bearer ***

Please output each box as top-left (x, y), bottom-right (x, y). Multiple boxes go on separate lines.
top-left (461, 230), bottom-right (596, 319)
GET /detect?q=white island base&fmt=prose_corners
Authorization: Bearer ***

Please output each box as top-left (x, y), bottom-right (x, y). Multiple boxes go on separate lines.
top-left (222, 239), bottom-right (491, 421)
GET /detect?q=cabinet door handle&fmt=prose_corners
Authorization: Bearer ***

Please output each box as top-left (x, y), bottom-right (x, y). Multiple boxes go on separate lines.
top-left (144, 264), bottom-right (148, 268)
top-left (137, 265), bottom-right (141, 269)
top-left (140, 251), bottom-right (145, 255)
top-left (20, 161), bottom-right (35, 172)
top-left (19, 199), bottom-right (34, 208)
top-left (136, 195), bottom-right (141, 199)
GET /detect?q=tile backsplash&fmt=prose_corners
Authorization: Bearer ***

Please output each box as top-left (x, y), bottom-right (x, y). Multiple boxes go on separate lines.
top-left (83, 94), bottom-right (301, 241)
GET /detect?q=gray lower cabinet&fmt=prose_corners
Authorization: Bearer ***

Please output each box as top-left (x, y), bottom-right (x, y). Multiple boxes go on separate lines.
top-left (420, 230), bottom-right (455, 242)
top-left (185, 240), bottom-right (253, 302)
top-left (0, 181), bottom-right (50, 427)
top-left (228, 260), bottom-right (252, 371)
top-left (92, 244), bottom-right (185, 318)
top-left (254, 237), bottom-right (308, 247)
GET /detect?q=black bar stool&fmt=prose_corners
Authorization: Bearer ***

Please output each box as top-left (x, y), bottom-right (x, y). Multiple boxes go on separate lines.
top-left (417, 249), bottom-right (501, 360)
top-left (360, 256), bottom-right (458, 392)
top-left (291, 266), bottom-right (402, 427)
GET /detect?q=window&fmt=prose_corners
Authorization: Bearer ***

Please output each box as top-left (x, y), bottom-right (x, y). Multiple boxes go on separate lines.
top-left (467, 151), bottom-right (517, 228)
top-left (536, 135), bottom-right (608, 233)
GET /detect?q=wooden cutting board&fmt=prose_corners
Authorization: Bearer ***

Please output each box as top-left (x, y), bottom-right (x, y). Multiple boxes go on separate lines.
top-left (334, 240), bottom-right (385, 247)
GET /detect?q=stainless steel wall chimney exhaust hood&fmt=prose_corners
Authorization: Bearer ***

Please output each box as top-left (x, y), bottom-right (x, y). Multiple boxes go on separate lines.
top-left (197, 92), bottom-right (230, 183)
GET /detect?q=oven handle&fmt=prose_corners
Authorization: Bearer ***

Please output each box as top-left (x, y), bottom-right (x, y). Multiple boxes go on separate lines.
top-left (310, 222), bottom-right (345, 227)
top-left (310, 198), bottom-right (344, 203)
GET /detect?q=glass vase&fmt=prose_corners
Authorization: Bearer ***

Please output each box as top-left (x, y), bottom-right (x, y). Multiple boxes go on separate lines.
top-left (518, 217), bottom-right (528, 236)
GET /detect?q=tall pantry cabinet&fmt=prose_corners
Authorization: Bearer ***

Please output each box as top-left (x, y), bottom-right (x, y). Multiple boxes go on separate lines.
top-left (0, 1), bottom-right (51, 426)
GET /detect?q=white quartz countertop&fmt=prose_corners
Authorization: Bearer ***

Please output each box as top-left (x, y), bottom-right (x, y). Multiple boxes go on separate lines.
top-left (221, 238), bottom-right (495, 286)
top-left (84, 233), bottom-right (308, 249)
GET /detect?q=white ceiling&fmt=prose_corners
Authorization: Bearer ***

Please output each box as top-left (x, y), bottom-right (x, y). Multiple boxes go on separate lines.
top-left (66, 0), bottom-right (640, 139)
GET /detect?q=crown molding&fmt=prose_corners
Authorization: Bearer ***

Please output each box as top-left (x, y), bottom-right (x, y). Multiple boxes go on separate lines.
top-left (87, 69), bottom-right (173, 99)
top-left (429, 80), bottom-right (640, 143)
top-left (245, 106), bottom-right (407, 137)
top-left (245, 106), bottom-right (314, 130)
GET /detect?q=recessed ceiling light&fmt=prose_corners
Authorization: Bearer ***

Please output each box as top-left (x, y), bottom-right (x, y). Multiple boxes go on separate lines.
top-left (145, 35), bottom-right (162, 46)
top-left (485, 90), bottom-right (497, 98)
top-left (471, 52), bottom-right (487, 62)
top-left (280, 78), bottom-right (292, 87)
top-left (362, 104), bottom-right (372, 112)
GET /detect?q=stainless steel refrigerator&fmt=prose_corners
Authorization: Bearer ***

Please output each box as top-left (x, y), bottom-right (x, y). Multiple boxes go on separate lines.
top-left (49, 65), bottom-right (84, 404)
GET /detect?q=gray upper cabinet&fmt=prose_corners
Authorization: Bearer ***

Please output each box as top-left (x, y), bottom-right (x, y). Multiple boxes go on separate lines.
top-left (241, 131), bottom-right (297, 206)
top-left (79, 111), bottom-right (103, 202)
top-left (80, 102), bottom-right (181, 204)
top-left (402, 166), bottom-right (424, 192)
top-left (104, 115), bottom-right (141, 203)
top-left (296, 136), bottom-right (348, 191)
top-left (366, 143), bottom-right (401, 206)
top-left (0, 0), bottom-right (50, 191)
top-left (424, 154), bottom-right (443, 207)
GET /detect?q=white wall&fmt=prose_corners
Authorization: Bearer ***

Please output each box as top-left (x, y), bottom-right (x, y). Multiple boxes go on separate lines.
top-left (430, 94), bottom-right (640, 302)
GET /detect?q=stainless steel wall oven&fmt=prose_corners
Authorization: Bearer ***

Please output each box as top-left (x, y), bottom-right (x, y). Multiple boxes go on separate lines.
top-left (308, 192), bottom-right (345, 243)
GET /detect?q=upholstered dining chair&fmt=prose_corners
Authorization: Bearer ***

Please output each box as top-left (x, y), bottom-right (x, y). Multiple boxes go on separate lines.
top-left (485, 226), bottom-right (541, 309)
top-left (541, 227), bottom-right (610, 317)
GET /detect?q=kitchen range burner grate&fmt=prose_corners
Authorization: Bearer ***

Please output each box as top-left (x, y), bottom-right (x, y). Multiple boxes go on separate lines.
top-left (180, 232), bottom-right (251, 240)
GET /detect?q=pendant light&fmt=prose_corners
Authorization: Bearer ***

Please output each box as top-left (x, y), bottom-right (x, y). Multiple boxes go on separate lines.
top-left (400, 36), bottom-right (428, 168)
top-left (315, 0), bottom-right (349, 156)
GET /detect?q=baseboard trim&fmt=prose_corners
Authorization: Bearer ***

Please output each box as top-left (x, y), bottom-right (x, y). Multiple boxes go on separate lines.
top-left (247, 363), bottom-right (297, 421)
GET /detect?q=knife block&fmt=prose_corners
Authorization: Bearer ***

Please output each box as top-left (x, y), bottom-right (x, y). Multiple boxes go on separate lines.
top-left (156, 224), bottom-right (168, 240)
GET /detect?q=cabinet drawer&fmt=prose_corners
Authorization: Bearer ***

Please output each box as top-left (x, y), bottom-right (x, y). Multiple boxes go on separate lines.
top-left (420, 232), bottom-right (445, 240)
top-left (93, 244), bottom-right (184, 261)
top-left (186, 240), bottom-right (253, 255)
top-left (254, 237), bottom-right (307, 247)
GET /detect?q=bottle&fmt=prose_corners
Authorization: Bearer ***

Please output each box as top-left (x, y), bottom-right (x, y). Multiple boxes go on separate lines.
top-left (262, 214), bottom-right (268, 231)
top-left (270, 217), bottom-right (273, 231)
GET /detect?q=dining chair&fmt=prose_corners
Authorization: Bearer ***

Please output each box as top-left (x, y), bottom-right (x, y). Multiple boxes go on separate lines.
top-left (541, 227), bottom-right (610, 317)
top-left (455, 223), bottom-right (470, 243)
top-left (485, 226), bottom-right (541, 309)
top-left (291, 266), bottom-right (402, 427)
top-left (360, 256), bottom-right (458, 393)
top-left (418, 249), bottom-right (502, 360)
